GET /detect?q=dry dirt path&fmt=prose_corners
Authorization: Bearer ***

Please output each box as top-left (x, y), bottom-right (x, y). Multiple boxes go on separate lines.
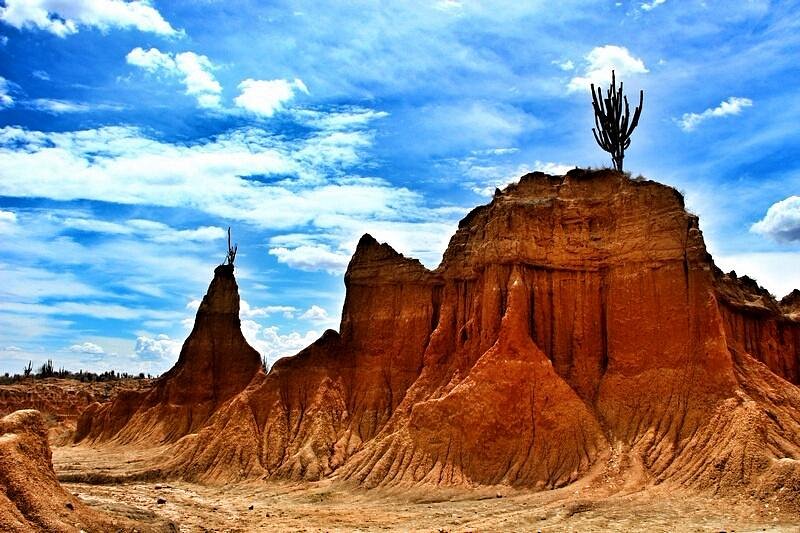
top-left (53, 445), bottom-right (800, 532)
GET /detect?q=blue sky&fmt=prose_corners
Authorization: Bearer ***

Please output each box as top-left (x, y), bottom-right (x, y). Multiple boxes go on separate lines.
top-left (1, 0), bottom-right (799, 375)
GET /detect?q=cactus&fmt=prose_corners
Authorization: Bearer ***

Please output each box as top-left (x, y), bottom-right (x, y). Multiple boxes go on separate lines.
top-left (591, 70), bottom-right (643, 172)
top-left (226, 227), bottom-right (238, 266)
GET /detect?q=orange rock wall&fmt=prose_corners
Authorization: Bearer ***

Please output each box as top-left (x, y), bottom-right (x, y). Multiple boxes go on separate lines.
top-left (75, 264), bottom-right (262, 445)
top-left (76, 170), bottom-right (800, 503)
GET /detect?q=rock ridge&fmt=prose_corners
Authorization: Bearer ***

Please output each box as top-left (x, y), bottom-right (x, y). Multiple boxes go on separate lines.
top-left (75, 263), bottom-right (263, 444)
top-left (76, 170), bottom-right (800, 511)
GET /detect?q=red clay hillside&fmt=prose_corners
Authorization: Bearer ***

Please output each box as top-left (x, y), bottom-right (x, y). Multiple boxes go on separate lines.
top-left (74, 169), bottom-right (800, 511)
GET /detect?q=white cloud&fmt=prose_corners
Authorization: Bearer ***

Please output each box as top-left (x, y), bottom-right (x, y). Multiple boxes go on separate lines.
top-left (60, 215), bottom-right (226, 243)
top-left (240, 299), bottom-right (296, 319)
top-left (410, 101), bottom-right (540, 155)
top-left (678, 97), bottom-right (753, 132)
top-left (126, 46), bottom-right (175, 71)
top-left (0, 210), bottom-right (16, 224)
top-left (0, 0), bottom-right (178, 37)
top-left (567, 45), bottom-right (648, 93)
top-left (32, 70), bottom-right (49, 80)
top-left (0, 76), bottom-right (13, 107)
top-left (0, 300), bottom-right (183, 321)
top-left (0, 264), bottom-right (103, 301)
top-left (126, 47), bottom-right (222, 108)
top-left (465, 160), bottom-right (573, 196)
top-left (134, 334), bottom-right (180, 362)
top-left (435, 0), bottom-right (462, 10)
top-left (0, 112), bottom-right (463, 279)
top-left (268, 244), bottom-right (351, 274)
top-left (28, 99), bottom-right (90, 113)
top-left (292, 107), bottom-right (389, 131)
top-left (641, 0), bottom-right (667, 11)
top-left (68, 341), bottom-right (105, 354)
top-left (0, 125), bottom-right (409, 229)
top-left (234, 78), bottom-right (309, 117)
top-left (552, 59), bottom-right (574, 71)
top-left (714, 252), bottom-right (800, 299)
top-left (299, 305), bottom-right (328, 321)
top-left (751, 196), bottom-right (800, 242)
top-left (240, 319), bottom-right (320, 368)
top-left (174, 52), bottom-right (223, 107)
top-left (25, 98), bottom-right (124, 114)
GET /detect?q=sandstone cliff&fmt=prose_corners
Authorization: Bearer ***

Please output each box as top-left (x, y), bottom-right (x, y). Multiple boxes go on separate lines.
top-left (78, 170), bottom-right (800, 508)
top-left (1, 379), bottom-right (151, 445)
top-left (0, 410), bottom-right (162, 532)
top-left (75, 264), bottom-right (263, 444)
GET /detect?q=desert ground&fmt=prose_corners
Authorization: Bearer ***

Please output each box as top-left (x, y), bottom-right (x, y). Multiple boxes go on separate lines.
top-left (53, 445), bottom-right (799, 532)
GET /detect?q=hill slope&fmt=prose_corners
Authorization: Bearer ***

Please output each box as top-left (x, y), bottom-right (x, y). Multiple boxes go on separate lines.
top-left (77, 169), bottom-right (800, 508)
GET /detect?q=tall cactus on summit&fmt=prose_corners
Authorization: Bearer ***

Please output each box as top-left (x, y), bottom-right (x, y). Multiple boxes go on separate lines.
top-left (591, 70), bottom-right (643, 172)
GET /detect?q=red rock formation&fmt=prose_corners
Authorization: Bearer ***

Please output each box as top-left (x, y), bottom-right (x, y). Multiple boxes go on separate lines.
top-left (0, 381), bottom-right (96, 422)
top-left (74, 264), bottom-right (263, 444)
top-left (716, 271), bottom-right (800, 384)
top-left (0, 378), bottom-right (151, 445)
top-left (80, 170), bottom-right (800, 507)
top-left (0, 410), bottom-right (158, 532)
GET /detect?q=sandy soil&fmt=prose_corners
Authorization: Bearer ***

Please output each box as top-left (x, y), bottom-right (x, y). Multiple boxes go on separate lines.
top-left (53, 445), bottom-right (800, 532)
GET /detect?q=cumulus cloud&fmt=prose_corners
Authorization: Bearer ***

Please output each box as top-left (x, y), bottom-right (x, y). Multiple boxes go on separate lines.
top-left (234, 78), bottom-right (309, 117)
top-left (299, 305), bottom-right (329, 321)
top-left (241, 319), bottom-right (320, 368)
top-left (678, 97), bottom-right (753, 131)
top-left (464, 160), bottom-right (573, 196)
top-left (127, 47), bottom-right (222, 108)
top-left (0, 76), bottom-right (13, 107)
top-left (68, 341), bottom-right (105, 354)
top-left (0, 125), bottom-right (411, 229)
top-left (751, 196), bottom-right (800, 242)
top-left (240, 299), bottom-right (297, 319)
top-left (134, 334), bottom-right (181, 362)
top-left (552, 59), bottom-right (574, 71)
top-left (268, 244), bottom-right (352, 274)
top-left (567, 45), bottom-right (648, 93)
top-left (0, 0), bottom-right (178, 37)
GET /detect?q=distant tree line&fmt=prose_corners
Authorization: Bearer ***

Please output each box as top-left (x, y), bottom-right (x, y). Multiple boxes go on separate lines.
top-left (0, 359), bottom-right (152, 385)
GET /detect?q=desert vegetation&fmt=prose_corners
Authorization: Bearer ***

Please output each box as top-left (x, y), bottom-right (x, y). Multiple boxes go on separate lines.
top-left (0, 360), bottom-right (151, 385)
top-left (590, 70), bottom-right (644, 172)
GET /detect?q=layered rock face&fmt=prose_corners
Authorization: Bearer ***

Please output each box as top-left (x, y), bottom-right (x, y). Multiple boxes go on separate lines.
top-left (0, 410), bottom-right (151, 532)
top-left (716, 272), bottom-right (800, 383)
top-left (75, 264), bottom-right (263, 444)
top-left (1, 379), bottom-right (152, 445)
top-left (81, 170), bottom-right (800, 505)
